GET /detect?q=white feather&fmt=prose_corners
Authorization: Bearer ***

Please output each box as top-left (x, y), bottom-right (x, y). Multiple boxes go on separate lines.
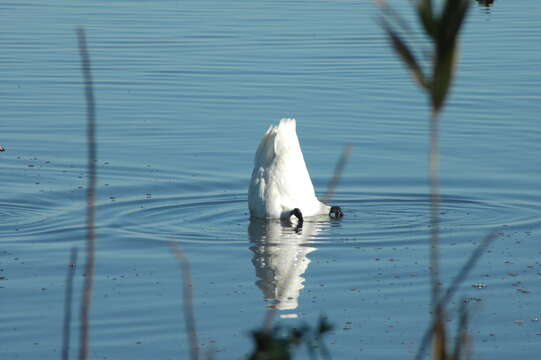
top-left (248, 118), bottom-right (330, 219)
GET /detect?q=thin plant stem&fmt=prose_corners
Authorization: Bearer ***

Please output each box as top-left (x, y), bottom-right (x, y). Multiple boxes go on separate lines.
top-left (61, 247), bottom-right (78, 360)
top-left (414, 230), bottom-right (498, 360)
top-left (169, 242), bottom-right (200, 360)
top-left (429, 109), bottom-right (441, 308)
top-left (323, 144), bottom-right (353, 205)
top-left (453, 301), bottom-right (470, 359)
top-left (380, 1), bottom-right (482, 358)
top-left (76, 27), bottom-right (97, 360)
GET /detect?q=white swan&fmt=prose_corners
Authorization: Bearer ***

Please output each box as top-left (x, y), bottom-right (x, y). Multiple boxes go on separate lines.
top-left (248, 118), bottom-right (343, 224)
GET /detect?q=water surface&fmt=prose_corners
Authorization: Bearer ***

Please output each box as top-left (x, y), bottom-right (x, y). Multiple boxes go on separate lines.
top-left (1, 1), bottom-right (541, 359)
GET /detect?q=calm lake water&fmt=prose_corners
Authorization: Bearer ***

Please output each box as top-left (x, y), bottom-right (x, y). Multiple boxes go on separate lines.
top-left (1, 0), bottom-right (540, 359)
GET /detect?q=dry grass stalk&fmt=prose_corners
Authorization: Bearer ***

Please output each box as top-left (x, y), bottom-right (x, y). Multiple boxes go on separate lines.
top-left (414, 230), bottom-right (497, 360)
top-left (169, 242), bottom-right (200, 360)
top-left (76, 27), bottom-right (97, 360)
top-left (61, 247), bottom-right (78, 360)
top-left (323, 144), bottom-right (353, 205)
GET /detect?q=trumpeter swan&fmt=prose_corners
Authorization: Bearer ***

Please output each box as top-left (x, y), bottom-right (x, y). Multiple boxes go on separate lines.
top-left (248, 118), bottom-right (343, 225)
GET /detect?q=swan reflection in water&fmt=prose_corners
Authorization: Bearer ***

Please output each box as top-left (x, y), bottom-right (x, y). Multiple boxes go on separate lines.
top-left (248, 217), bottom-right (329, 316)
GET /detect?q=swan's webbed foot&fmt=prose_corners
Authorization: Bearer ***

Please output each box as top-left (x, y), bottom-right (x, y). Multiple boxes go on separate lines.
top-left (329, 206), bottom-right (343, 218)
top-left (290, 208), bottom-right (304, 227)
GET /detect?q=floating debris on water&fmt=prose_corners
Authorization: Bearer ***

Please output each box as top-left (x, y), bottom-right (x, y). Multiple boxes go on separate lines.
top-left (472, 283), bottom-right (487, 289)
top-left (463, 297), bottom-right (482, 304)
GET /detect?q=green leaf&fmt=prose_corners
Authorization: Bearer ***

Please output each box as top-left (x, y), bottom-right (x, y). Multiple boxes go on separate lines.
top-left (432, 44), bottom-right (456, 113)
top-left (418, 0), bottom-right (437, 39)
top-left (381, 20), bottom-right (429, 90)
top-left (439, 0), bottom-right (470, 45)
top-left (432, 0), bottom-right (470, 112)
top-left (380, 2), bottom-right (414, 35)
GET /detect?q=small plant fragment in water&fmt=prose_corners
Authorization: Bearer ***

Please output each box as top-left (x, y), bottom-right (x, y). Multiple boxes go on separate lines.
top-left (249, 316), bottom-right (332, 360)
top-left (476, 0), bottom-right (495, 7)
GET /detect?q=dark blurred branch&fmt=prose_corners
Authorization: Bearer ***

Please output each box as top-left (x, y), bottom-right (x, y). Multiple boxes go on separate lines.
top-left (429, 110), bottom-right (441, 307)
top-left (414, 230), bottom-right (498, 360)
top-left (169, 242), bottom-right (200, 360)
top-left (62, 247), bottom-right (78, 360)
top-left (76, 27), bottom-right (97, 360)
top-left (452, 301), bottom-right (471, 359)
top-left (476, 0), bottom-right (495, 7)
top-left (249, 316), bottom-right (332, 360)
top-left (441, 231), bottom-right (497, 309)
top-left (323, 144), bottom-right (353, 204)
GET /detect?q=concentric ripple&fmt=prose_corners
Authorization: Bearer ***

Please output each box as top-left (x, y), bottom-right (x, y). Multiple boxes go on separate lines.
top-left (337, 193), bottom-right (541, 245)
top-left (0, 197), bottom-right (85, 241)
top-left (2, 181), bottom-right (539, 246)
top-left (99, 192), bottom-right (249, 244)
top-left (93, 190), bottom-right (541, 246)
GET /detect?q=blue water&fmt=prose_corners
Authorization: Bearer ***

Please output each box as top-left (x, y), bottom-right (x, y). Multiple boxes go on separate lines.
top-left (1, 0), bottom-right (541, 359)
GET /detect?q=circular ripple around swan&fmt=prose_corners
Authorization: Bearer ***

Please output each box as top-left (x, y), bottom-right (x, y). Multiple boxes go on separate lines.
top-left (99, 193), bottom-right (249, 244)
top-left (0, 201), bottom-right (51, 227)
top-left (0, 199), bottom-right (62, 237)
top-left (98, 191), bottom-right (541, 246)
top-left (0, 199), bottom-right (83, 240)
top-left (336, 192), bottom-right (541, 245)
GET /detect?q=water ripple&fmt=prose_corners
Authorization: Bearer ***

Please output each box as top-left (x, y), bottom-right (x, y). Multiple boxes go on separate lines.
top-left (87, 191), bottom-right (541, 246)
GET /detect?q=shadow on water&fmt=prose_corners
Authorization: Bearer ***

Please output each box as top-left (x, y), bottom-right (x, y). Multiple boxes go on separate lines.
top-left (248, 217), bottom-right (330, 316)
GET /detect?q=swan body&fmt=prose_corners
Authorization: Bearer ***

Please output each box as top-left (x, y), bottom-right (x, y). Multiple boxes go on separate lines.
top-left (248, 118), bottom-right (341, 221)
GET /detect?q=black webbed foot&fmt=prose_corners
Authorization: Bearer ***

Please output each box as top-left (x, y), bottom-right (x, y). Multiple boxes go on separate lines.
top-left (290, 208), bottom-right (304, 228)
top-left (329, 206), bottom-right (343, 218)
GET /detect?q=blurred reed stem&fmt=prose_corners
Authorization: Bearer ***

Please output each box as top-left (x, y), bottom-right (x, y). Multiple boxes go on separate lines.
top-left (76, 27), bottom-right (97, 360)
top-left (170, 242), bottom-right (200, 360)
top-left (414, 230), bottom-right (497, 360)
top-left (323, 144), bottom-right (353, 205)
top-left (377, 1), bottom-right (500, 359)
top-left (61, 247), bottom-right (78, 360)
top-left (429, 110), bottom-right (441, 306)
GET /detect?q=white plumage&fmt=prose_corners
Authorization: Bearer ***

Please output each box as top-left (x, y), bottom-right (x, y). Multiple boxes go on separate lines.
top-left (248, 118), bottom-right (331, 220)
